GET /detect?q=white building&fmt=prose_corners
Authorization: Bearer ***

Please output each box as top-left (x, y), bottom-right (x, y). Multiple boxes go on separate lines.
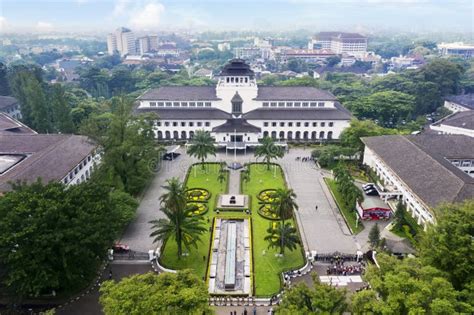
top-left (0, 114), bottom-right (100, 192)
top-left (135, 59), bottom-right (352, 149)
top-left (443, 94), bottom-right (474, 112)
top-left (308, 32), bottom-right (367, 57)
top-left (218, 43), bottom-right (231, 51)
top-left (0, 96), bottom-right (22, 120)
top-left (438, 42), bottom-right (474, 58)
top-left (430, 111), bottom-right (474, 138)
top-left (106, 27), bottom-right (136, 57)
top-left (362, 134), bottom-right (474, 228)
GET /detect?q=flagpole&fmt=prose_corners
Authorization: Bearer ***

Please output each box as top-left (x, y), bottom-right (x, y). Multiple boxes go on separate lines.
top-left (234, 129), bottom-right (237, 162)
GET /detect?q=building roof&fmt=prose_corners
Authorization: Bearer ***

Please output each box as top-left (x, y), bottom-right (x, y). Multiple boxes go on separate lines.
top-left (0, 134), bottom-right (97, 192)
top-left (231, 92), bottom-right (243, 103)
top-left (134, 107), bottom-right (231, 120)
top-left (212, 119), bottom-right (261, 133)
top-left (218, 59), bottom-right (255, 77)
top-left (138, 86), bottom-right (220, 101)
top-left (361, 134), bottom-right (474, 210)
top-left (435, 111), bottom-right (474, 130)
top-left (445, 94), bottom-right (474, 110)
top-left (0, 96), bottom-right (19, 110)
top-left (254, 86), bottom-right (337, 101)
top-left (243, 103), bottom-right (351, 121)
top-left (313, 32), bottom-right (367, 40)
top-left (0, 113), bottom-right (36, 135)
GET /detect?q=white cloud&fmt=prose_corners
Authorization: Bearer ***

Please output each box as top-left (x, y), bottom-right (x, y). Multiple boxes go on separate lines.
top-left (112, 0), bottom-right (131, 17)
top-left (129, 1), bottom-right (165, 30)
top-left (36, 21), bottom-right (54, 33)
top-left (0, 16), bottom-right (8, 32)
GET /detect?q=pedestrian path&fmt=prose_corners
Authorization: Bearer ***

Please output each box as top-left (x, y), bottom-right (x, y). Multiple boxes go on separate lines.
top-left (228, 169), bottom-right (241, 194)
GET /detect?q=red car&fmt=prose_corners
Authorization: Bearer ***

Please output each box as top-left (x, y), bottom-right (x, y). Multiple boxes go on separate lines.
top-left (112, 243), bottom-right (130, 253)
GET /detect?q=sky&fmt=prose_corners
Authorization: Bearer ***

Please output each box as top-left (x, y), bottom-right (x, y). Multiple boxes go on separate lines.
top-left (0, 0), bottom-right (473, 34)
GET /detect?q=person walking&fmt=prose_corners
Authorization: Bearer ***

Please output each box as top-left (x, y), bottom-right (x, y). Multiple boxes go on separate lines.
top-left (315, 205), bottom-right (318, 211)
top-left (253, 306), bottom-right (257, 315)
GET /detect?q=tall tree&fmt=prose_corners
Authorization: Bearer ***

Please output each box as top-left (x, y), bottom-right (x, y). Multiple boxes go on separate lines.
top-left (186, 130), bottom-right (216, 169)
top-left (368, 223), bottom-right (381, 248)
top-left (50, 84), bottom-right (75, 133)
top-left (26, 75), bottom-right (51, 133)
top-left (159, 177), bottom-right (187, 214)
top-left (0, 62), bottom-right (10, 95)
top-left (254, 136), bottom-right (284, 170)
top-left (277, 274), bottom-right (348, 314)
top-left (264, 222), bottom-right (300, 255)
top-left (100, 271), bottom-right (211, 315)
top-left (340, 119), bottom-right (397, 153)
top-left (271, 188), bottom-right (298, 226)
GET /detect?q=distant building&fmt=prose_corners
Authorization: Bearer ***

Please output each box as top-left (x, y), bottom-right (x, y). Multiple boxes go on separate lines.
top-left (430, 111), bottom-right (474, 138)
top-left (0, 96), bottom-right (22, 120)
top-left (253, 38), bottom-right (273, 48)
top-left (0, 114), bottom-right (100, 192)
top-left (308, 32), bottom-right (367, 57)
top-left (136, 35), bottom-right (160, 55)
top-left (438, 42), bottom-right (474, 58)
top-left (194, 68), bottom-right (213, 79)
top-left (156, 43), bottom-right (180, 57)
top-left (362, 134), bottom-right (474, 227)
top-left (234, 47), bottom-right (262, 60)
top-left (278, 49), bottom-right (336, 63)
top-left (107, 27), bottom-right (136, 57)
top-left (218, 43), bottom-right (231, 51)
top-left (443, 94), bottom-right (474, 112)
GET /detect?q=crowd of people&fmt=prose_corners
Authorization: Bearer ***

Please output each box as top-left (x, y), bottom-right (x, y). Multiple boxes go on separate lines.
top-left (295, 156), bottom-right (314, 162)
top-left (326, 262), bottom-right (364, 276)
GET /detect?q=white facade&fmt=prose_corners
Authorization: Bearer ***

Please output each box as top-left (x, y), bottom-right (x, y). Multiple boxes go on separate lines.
top-left (0, 102), bottom-right (22, 120)
top-left (430, 123), bottom-right (474, 138)
top-left (443, 99), bottom-right (471, 112)
top-left (308, 33), bottom-right (367, 57)
top-left (61, 151), bottom-right (101, 186)
top-left (107, 27), bottom-right (136, 57)
top-left (438, 42), bottom-right (474, 58)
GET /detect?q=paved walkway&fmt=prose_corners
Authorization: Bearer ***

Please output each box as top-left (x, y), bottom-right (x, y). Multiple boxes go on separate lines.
top-left (228, 169), bottom-right (241, 194)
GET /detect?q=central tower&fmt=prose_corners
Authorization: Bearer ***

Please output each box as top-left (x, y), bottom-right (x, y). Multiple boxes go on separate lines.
top-left (216, 59), bottom-right (258, 114)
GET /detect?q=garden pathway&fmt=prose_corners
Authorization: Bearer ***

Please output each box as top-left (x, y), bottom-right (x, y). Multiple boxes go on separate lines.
top-left (228, 169), bottom-right (241, 194)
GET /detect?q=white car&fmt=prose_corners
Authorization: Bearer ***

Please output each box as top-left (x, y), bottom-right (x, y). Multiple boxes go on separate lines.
top-left (362, 183), bottom-right (375, 189)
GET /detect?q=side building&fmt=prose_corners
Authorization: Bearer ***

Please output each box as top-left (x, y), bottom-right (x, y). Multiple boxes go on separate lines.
top-left (430, 111), bottom-right (474, 138)
top-left (308, 32), bottom-right (368, 57)
top-left (361, 134), bottom-right (474, 228)
top-left (0, 113), bottom-right (100, 193)
top-left (0, 96), bottom-right (22, 120)
top-left (135, 59), bottom-right (352, 149)
top-left (443, 94), bottom-right (474, 112)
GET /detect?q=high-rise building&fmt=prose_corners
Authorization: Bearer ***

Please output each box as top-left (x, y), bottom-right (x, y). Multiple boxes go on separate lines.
top-left (308, 32), bottom-right (367, 57)
top-left (106, 27), bottom-right (136, 57)
top-left (136, 35), bottom-right (160, 55)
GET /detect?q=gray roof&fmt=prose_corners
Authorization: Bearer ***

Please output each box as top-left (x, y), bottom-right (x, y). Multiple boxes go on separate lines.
top-left (138, 86), bottom-right (220, 101)
top-left (445, 94), bottom-right (474, 110)
top-left (436, 111), bottom-right (474, 130)
top-left (134, 107), bottom-right (231, 120)
top-left (243, 103), bottom-right (351, 121)
top-left (0, 96), bottom-right (19, 110)
top-left (254, 86), bottom-right (336, 101)
top-left (212, 119), bottom-right (261, 133)
top-left (313, 32), bottom-right (367, 40)
top-left (361, 134), bottom-right (474, 210)
top-left (0, 113), bottom-right (36, 135)
top-left (0, 134), bottom-right (97, 192)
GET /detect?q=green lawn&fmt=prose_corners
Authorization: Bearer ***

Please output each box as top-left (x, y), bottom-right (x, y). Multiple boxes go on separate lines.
top-left (324, 178), bottom-right (364, 234)
top-left (160, 162), bottom-right (304, 297)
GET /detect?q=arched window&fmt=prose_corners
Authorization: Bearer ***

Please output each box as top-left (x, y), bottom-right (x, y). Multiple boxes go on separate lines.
top-left (295, 131), bottom-right (301, 140)
top-left (181, 131), bottom-right (187, 139)
top-left (287, 131), bottom-right (293, 140)
top-left (303, 131), bottom-right (309, 140)
top-left (173, 131), bottom-right (179, 139)
top-left (165, 131), bottom-right (171, 139)
top-left (279, 131), bottom-right (285, 139)
top-left (311, 131), bottom-right (317, 140)
top-left (189, 131), bottom-right (195, 138)
top-left (319, 131), bottom-right (325, 139)
top-left (157, 131), bottom-right (163, 139)
top-left (327, 131), bottom-right (333, 139)
top-left (263, 131), bottom-right (269, 138)
top-left (271, 131), bottom-right (277, 139)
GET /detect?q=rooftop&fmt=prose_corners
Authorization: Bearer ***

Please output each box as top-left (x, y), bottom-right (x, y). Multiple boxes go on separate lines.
top-left (243, 103), bottom-right (351, 121)
top-left (433, 111), bottom-right (474, 130)
top-left (218, 59), bottom-right (255, 77)
top-left (445, 93), bottom-right (474, 110)
top-left (313, 32), bottom-right (367, 40)
top-left (362, 134), bottom-right (474, 210)
top-left (134, 107), bottom-right (231, 120)
top-left (0, 113), bottom-right (36, 135)
top-left (212, 119), bottom-right (261, 133)
top-left (254, 86), bottom-right (337, 101)
top-left (0, 134), bottom-right (97, 192)
top-left (138, 86), bottom-right (220, 101)
top-left (0, 96), bottom-right (19, 110)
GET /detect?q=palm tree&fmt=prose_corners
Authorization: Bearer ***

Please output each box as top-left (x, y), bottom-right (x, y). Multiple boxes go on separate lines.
top-left (160, 177), bottom-right (187, 213)
top-left (241, 169), bottom-right (250, 186)
top-left (271, 188), bottom-right (298, 226)
top-left (149, 206), bottom-right (207, 259)
top-left (187, 130), bottom-right (216, 170)
top-left (255, 137), bottom-right (284, 170)
top-left (264, 222), bottom-right (300, 255)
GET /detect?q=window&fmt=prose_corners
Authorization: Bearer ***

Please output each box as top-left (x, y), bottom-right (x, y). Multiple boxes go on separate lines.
top-left (278, 102), bottom-right (285, 107)
top-left (294, 102), bottom-right (301, 107)
top-left (173, 102), bottom-right (180, 107)
top-left (205, 122), bottom-right (210, 127)
top-left (310, 102), bottom-right (317, 107)
top-left (232, 101), bottom-right (241, 114)
top-left (158, 102), bottom-right (164, 107)
top-left (172, 122), bottom-right (178, 127)
top-left (156, 122), bottom-right (161, 126)
top-left (280, 122), bottom-right (285, 127)
top-left (165, 122), bottom-right (170, 127)
top-left (270, 102), bottom-right (277, 107)
top-left (302, 102), bottom-right (309, 107)
top-left (313, 122), bottom-right (317, 127)
top-left (197, 122), bottom-right (202, 127)
top-left (264, 122), bottom-right (269, 127)
top-left (205, 102), bottom-right (211, 107)
top-left (304, 122), bottom-right (309, 127)
top-left (329, 122), bottom-right (334, 127)
top-left (318, 102), bottom-right (325, 107)
top-left (189, 122), bottom-right (194, 127)
top-left (189, 102), bottom-right (196, 107)
top-left (288, 122), bottom-right (293, 127)
top-left (150, 102), bottom-right (157, 107)
top-left (165, 102), bottom-right (172, 107)
top-left (321, 122), bottom-right (325, 127)
top-left (272, 122), bottom-right (277, 127)
top-left (181, 122), bottom-right (186, 127)
top-left (263, 102), bottom-right (269, 107)
top-left (296, 122), bottom-right (301, 127)
top-left (182, 102), bottom-right (188, 107)
top-left (197, 102), bottom-right (204, 107)
top-left (286, 102), bottom-right (293, 107)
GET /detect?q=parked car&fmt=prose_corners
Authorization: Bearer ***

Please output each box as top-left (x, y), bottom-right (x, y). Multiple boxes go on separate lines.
top-left (363, 185), bottom-right (375, 191)
top-left (362, 183), bottom-right (375, 189)
top-left (365, 189), bottom-right (379, 196)
top-left (162, 152), bottom-right (181, 160)
top-left (112, 243), bottom-right (130, 253)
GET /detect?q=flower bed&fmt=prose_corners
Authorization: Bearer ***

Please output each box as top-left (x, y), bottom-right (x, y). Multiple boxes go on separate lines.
top-left (257, 189), bottom-right (278, 203)
top-left (185, 188), bottom-right (211, 202)
top-left (186, 202), bottom-right (208, 216)
top-left (258, 204), bottom-right (280, 220)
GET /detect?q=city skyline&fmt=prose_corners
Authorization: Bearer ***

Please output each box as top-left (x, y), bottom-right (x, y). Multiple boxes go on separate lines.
top-left (0, 0), bottom-right (473, 34)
